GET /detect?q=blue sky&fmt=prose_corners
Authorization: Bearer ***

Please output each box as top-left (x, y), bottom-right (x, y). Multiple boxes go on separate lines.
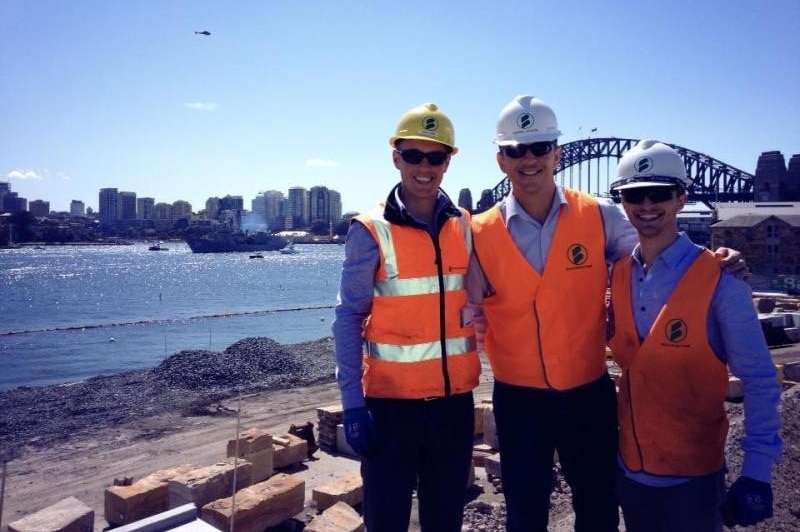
top-left (2, 0), bottom-right (799, 214)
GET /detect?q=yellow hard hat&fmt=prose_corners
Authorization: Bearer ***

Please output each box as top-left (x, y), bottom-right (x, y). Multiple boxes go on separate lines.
top-left (389, 103), bottom-right (458, 154)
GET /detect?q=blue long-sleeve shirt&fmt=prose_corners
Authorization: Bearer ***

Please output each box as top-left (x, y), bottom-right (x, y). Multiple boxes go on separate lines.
top-left (618, 233), bottom-right (783, 486)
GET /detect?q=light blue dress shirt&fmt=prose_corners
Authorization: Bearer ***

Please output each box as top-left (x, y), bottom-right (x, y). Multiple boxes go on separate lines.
top-left (618, 233), bottom-right (783, 486)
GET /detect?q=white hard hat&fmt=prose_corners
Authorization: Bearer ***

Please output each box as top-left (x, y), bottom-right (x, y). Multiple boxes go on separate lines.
top-left (610, 139), bottom-right (693, 191)
top-left (495, 95), bottom-right (562, 146)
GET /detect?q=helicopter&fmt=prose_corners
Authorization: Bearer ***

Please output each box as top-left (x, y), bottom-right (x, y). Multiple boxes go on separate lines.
top-left (194, 30), bottom-right (211, 36)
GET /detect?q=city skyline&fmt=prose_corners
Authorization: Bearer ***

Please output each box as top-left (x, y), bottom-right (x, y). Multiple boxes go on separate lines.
top-left (2, 1), bottom-right (799, 214)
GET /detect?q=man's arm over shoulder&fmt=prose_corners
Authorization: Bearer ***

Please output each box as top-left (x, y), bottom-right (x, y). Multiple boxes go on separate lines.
top-left (713, 274), bottom-right (783, 482)
top-left (598, 198), bottom-right (638, 264)
top-left (332, 221), bottom-right (379, 410)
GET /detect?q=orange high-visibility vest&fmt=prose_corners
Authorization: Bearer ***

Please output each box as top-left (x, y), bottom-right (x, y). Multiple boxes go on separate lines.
top-left (472, 189), bottom-right (607, 390)
top-left (609, 250), bottom-right (728, 476)
top-left (357, 206), bottom-right (480, 399)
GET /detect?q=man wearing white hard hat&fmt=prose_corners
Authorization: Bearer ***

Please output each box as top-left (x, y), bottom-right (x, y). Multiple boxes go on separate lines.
top-left (467, 96), bottom-right (747, 531)
top-left (333, 103), bottom-right (480, 531)
top-left (608, 140), bottom-right (782, 531)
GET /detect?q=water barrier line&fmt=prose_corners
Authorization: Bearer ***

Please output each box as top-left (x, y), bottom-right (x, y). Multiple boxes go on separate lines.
top-left (0, 304), bottom-right (335, 337)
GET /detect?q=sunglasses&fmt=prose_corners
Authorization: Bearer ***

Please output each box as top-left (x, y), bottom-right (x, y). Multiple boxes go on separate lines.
top-left (618, 187), bottom-right (678, 205)
top-left (396, 149), bottom-right (449, 166)
top-left (500, 141), bottom-right (556, 158)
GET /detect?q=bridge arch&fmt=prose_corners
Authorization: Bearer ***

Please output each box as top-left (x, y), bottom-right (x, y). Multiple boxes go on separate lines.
top-left (476, 137), bottom-right (755, 210)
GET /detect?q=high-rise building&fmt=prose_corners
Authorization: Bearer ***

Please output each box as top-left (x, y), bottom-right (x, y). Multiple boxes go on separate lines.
top-left (264, 190), bottom-right (285, 230)
top-left (328, 189), bottom-right (342, 223)
top-left (754, 151), bottom-right (787, 202)
top-left (787, 154), bottom-right (800, 201)
top-left (309, 186), bottom-right (329, 223)
top-left (205, 197), bottom-right (221, 220)
top-left (117, 191), bottom-right (137, 221)
top-left (137, 197), bottom-right (155, 220)
top-left (0, 182), bottom-right (9, 210)
top-left (98, 188), bottom-right (119, 226)
top-left (70, 200), bottom-right (85, 217)
top-left (28, 200), bottom-right (50, 217)
top-left (172, 200), bottom-right (192, 220)
top-left (287, 187), bottom-right (309, 229)
top-left (457, 188), bottom-right (473, 212)
top-left (220, 195), bottom-right (244, 213)
top-left (153, 202), bottom-right (173, 220)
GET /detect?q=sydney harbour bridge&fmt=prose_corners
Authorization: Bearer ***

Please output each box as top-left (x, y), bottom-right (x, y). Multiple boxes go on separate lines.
top-left (476, 137), bottom-right (755, 210)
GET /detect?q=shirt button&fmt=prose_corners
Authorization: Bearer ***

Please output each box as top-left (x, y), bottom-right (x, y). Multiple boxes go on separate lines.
top-left (640, 306), bottom-right (646, 311)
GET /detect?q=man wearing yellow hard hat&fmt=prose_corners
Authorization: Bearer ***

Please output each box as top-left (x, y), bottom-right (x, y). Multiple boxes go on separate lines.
top-left (333, 103), bottom-right (480, 531)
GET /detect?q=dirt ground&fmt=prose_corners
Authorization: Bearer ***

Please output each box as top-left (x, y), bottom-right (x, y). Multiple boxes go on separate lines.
top-left (2, 358), bottom-right (799, 531)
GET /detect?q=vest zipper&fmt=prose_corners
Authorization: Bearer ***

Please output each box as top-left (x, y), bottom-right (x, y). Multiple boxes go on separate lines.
top-left (532, 302), bottom-right (552, 388)
top-left (432, 233), bottom-right (451, 396)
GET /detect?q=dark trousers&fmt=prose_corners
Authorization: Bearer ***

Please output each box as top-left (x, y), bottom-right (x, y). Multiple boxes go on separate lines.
top-left (361, 392), bottom-right (474, 532)
top-left (617, 467), bottom-right (725, 532)
top-left (493, 374), bottom-right (619, 532)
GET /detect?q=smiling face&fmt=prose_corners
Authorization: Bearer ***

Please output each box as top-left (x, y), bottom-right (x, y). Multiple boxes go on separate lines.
top-left (392, 138), bottom-right (451, 209)
top-left (621, 186), bottom-right (687, 242)
top-left (498, 143), bottom-right (561, 207)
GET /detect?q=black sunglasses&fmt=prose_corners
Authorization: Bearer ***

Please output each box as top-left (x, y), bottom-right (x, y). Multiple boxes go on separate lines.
top-left (396, 149), bottom-right (449, 166)
top-left (618, 187), bottom-right (678, 205)
top-left (500, 141), bottom-right (556, 158)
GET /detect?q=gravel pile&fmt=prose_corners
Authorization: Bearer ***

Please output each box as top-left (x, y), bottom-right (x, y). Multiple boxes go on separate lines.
top-left (0, 336), bottom-right (336, 456)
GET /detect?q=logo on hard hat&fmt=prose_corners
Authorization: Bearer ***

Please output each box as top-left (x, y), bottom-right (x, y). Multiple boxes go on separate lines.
top-left (664, 319), bottom-right (688, 343)
top-left (516, 113), bottom-right (534, 130)
top-left (567, 244), bottom-right (588, 266)
top-left (422, 117), bottom-right (439, 132)
top-left (634, 157), bottom-right (654, 174)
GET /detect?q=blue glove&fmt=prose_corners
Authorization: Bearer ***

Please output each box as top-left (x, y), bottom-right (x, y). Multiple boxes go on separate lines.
top-left (343, 406), bottom-right (375, 457)
top-left (720, 476), bottom-right (773, 527)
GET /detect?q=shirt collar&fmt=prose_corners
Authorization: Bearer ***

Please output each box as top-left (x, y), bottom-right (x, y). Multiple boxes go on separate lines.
top-left (502, 186), bottom-right (567, 225)
top-left (631, 232), bottom-right (693, 269)
top-left (391, 184), bottom-right (451, 225)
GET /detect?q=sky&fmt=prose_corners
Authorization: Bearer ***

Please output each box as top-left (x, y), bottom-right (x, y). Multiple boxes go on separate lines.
top-left (2, 0), bottom-right (799, 215)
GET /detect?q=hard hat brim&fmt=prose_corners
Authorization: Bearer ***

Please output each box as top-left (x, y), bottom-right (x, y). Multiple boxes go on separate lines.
top-left (495, 132), bottom-right (561, 146)
top-left (610, 176), bottom-right (686, 191)
top-left (389, 136), bottom-right (458, 154)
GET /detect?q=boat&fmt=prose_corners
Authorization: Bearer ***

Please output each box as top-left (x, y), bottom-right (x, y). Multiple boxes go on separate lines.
top-left (249, 253), bottom-right (264, 259)
top-left (184, 230), bottom-right (288, 253)
top-left (279, 241), bottom-right (298, 255)
top-left (148, 241), bottom-right (169, 251)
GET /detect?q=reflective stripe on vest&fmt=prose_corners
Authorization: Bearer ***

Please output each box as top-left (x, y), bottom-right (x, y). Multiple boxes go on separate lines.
top-left (366, 335), bottom-right (477, 362)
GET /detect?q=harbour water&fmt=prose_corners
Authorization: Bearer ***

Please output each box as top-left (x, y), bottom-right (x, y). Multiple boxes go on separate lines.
top-left (0, 242), bottom-right (344, 391)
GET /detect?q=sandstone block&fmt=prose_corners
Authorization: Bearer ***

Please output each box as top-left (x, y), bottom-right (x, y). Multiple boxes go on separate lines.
top-left (474, 403), bottom-right (491, 435)
top-left (335, 424), bottom-right (357, 457)
top-left (784, 361), bottom-right (800, 382)
top-left (168, 457), bottom-right (253, 509)
top-left (227, 427), bottom-right (273, 456)
top-left (305, 501), bottom-right (365, 532)
top-left (312, 470), bottom-right (363, 511)
top-left (482, 404), bottom-right (498, 450)
top-left (201, 473), bottom-right (304, 532)
top-left (9, 496), bottom-right (93, 532)
top-left (273, 433), bottom-right (308, 469)
top-left (727, 376), bottom-right (744, 401)
top-left (105, 464), bottom-right (195, 526)
top-left (484, 452), bottom-right (502, 478)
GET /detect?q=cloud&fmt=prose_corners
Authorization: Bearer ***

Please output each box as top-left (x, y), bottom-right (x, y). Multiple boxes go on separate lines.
top-left (306, 159), bottom-right (339, 168)
top-left (183, 102), bottom-right (218, 111)
top-left (6, 169), bottom-right (42, 180)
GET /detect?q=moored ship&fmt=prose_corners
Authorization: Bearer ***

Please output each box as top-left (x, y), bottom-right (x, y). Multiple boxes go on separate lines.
top-left (184, 230), bottom-right (288, 253)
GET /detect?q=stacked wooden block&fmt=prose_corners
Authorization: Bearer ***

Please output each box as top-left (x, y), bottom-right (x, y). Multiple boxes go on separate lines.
top-left (317, 404), bottom-right (344, 452)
